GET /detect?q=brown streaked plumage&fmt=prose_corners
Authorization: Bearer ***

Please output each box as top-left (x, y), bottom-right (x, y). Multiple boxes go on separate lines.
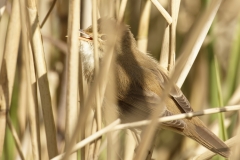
top-left (79, 18), bottom-right (230, 158)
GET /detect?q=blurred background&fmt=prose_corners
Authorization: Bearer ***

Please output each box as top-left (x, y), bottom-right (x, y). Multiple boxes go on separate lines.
top-left (0, 0), bottom-right (240, 159)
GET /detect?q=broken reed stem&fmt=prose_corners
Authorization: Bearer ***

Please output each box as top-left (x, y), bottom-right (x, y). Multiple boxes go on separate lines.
top-left (150, 0), bottom-right (172, 24)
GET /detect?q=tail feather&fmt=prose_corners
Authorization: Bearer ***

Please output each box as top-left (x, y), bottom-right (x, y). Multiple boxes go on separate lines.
top-left (161, 116), bottom-right (230, 158)
top-left (188, 123), bottom-right (230, 158)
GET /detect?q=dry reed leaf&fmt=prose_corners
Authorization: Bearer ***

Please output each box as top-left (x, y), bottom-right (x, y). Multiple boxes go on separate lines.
top-left (19, 0), bottom-right (41, 159)
top-left (0, 0), bottom-right (21, 156)
top-left (26, 0), bottom-right (58, 158)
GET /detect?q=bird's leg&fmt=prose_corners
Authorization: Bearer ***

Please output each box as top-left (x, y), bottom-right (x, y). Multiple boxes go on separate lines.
top-left (145, 130), bottom-right (158, 160)
top-left (131, 128), bottom-right (157, 160)
top-left (131, 128), bottom-right (141, 145)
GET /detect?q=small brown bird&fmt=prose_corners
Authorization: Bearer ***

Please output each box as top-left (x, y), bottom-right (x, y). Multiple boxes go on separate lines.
top-left (79, 18), bottom-right (230, 158)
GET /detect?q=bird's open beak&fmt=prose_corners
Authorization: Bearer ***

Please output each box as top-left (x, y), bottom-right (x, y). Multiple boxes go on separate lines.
top-left (78, 36), bottom-right (93, 42)
top-left (65, 30), bottom-right (93, 42)
top-left (78, 29), bottom-right (93, 42)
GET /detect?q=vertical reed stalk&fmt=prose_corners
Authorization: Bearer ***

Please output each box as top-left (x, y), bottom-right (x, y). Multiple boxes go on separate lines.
top-left (92, 0), bottom-right (102, 158)
top-left (168, 0), bottom-right (181, 72)
top-left (65, 0), bottom-right (80, 159)
top-left (137, 0), bottom-right (151, 53)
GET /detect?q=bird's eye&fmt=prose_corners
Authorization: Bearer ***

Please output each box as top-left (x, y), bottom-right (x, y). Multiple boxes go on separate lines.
top-left (100, 34), bottom-right (107, 41)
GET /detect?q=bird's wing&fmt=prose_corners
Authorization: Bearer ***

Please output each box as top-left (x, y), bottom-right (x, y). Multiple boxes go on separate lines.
top-left (161, 110), bottom-right (185, 130)
top-left (118, 88), bottom-right (166, 122)
top-left (156, 69), bottom-right (193, 113)
top-left (118, 86), bottom-right (186, 131)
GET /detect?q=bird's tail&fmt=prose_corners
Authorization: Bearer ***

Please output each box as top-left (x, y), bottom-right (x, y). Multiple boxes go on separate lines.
top-left (185, 121), bottom-right (230, 158)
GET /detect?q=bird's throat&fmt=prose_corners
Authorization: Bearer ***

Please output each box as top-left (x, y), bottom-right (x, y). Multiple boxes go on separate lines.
top-left (79, 40), bottom-right (95, 82)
